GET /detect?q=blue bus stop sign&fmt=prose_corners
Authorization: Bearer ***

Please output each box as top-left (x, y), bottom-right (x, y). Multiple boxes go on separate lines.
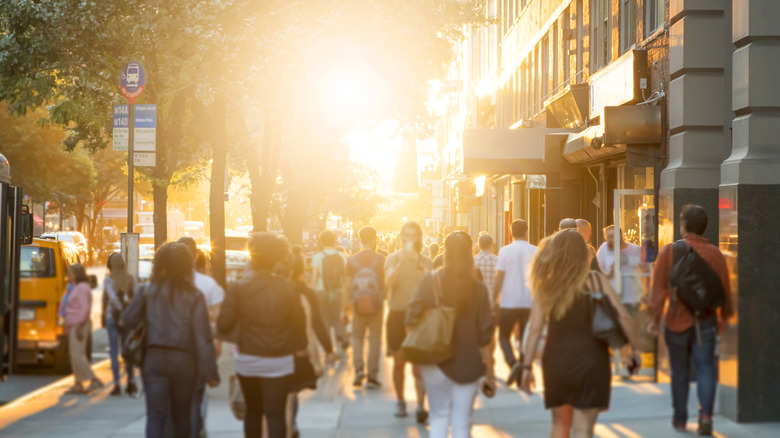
top-left (119, 62), bottom-right (146, 104)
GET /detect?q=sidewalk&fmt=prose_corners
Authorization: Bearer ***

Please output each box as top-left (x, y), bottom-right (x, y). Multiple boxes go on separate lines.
top-left (1, 344), bottom-right (778, 438)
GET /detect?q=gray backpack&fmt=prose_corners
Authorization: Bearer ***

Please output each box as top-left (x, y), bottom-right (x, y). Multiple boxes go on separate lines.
top-left (349, 255), bottom-right (382, 315)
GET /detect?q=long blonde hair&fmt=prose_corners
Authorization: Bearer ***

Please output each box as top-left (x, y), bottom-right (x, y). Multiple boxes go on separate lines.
top-left (530, 229), bottom-right (590, 321)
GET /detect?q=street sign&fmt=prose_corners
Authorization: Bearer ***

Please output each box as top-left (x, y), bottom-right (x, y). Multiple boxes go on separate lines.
top-left (133, 152), bottom-right (156, 167)
top-left (112, 105), bottom-right (129, 151)
top-left (133, 104), bottom-right (156, 152)
top-left (119, 62), bottom-right (146, 104)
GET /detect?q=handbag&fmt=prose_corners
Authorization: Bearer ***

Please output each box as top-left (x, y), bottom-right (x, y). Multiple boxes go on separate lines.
top-left (292, 354), bottom-right (319, 392)
top-left (228, 374), bottom-right (246, 420)
top-left (122, 285), bottom-right (147, 367)
top-left (588, 273), bottom-right (629, 349)
top-left (400, 272), bottom-right (457, 365)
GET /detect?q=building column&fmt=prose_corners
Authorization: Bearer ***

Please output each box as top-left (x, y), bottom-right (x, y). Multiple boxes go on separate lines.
top-left (660, 0), bottom-right (731, 246)
top-left (718, 0), bottom-right (780, 422)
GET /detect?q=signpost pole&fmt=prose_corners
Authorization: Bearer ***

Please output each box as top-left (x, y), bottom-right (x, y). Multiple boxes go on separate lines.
top-left (127, 103), bottom-right (134, 233)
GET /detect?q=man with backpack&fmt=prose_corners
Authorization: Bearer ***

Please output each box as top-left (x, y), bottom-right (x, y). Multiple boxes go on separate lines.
top-left (311, 230), bottom-right (350, 356)
top-left (647, 205), bottom-right (733, 436)
top-left (345, 226), bottom-right (386, 389)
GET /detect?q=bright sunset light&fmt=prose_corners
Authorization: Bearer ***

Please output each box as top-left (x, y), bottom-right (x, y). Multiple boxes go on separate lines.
top-left (349, 119), bottom-right (401, 191)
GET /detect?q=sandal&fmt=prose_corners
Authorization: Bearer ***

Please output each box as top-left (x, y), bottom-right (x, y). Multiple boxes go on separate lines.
top-left (85, 378), bottom-right (104, 393)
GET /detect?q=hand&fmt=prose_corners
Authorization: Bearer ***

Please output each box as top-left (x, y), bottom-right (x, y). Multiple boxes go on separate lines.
top-left (520, 369), bottom-right (535, 395)
top-left (482, 376), bottom-right (497, 399)
top-left (76, 324), bottom-right (86, 341)
top-left (207, 380), bottom-right (220, 388)
top-left (646, 320), bottom-right (659, 336)
top-left (717, 315), bottom-right (727, 334)
top-left (295, 349), bottom-right (309, 358)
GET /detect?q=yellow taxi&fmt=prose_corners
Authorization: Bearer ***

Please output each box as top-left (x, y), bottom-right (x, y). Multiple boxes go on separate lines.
top-left (17, 237), bottom-right (88, 372)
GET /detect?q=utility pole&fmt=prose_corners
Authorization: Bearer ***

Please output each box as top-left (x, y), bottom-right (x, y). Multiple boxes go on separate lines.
top-left (127, 103), bottom-right (135, 232)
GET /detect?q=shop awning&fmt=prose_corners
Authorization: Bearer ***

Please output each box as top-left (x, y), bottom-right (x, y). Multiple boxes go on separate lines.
top-left (462, 128), bottom-right (572, 176)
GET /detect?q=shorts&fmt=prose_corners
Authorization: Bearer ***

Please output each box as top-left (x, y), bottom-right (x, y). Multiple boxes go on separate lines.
top-left (386, 310), bottom-right (408, 353)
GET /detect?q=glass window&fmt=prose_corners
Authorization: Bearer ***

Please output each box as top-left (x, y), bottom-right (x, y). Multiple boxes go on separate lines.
top-left (20, 247), bottom-right (56, 278)
top-left (591, 0), bottom-right (611, 71)
top-left (646, 0), bottom-right (664, 37)
top-left (621, 0), bottom-right (637, 53)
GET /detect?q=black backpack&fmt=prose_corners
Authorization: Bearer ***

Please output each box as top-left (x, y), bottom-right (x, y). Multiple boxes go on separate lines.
top-left (321, 251), bottom-right (345, 298)
top-left (668, 240), bottom-right (725, 318)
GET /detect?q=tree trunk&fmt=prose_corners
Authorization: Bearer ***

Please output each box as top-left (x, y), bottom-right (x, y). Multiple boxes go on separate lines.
top-left (247, 154), bottom-right (265, 232)
top-left (250, 114), bottom-right (282, 232)
top-left (282, 188), bottom-right (305, 244)
top-left (153, 183), bottom-right (168, 249)
top-left (209, 97), bottom-right (227, 288)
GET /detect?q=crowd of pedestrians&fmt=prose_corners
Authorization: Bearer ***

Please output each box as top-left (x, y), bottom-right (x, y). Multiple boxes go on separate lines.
top-left (59, 203), bottom-right (732, 437)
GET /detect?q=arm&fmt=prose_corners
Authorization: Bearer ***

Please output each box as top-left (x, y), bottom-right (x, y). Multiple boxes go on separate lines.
top-left (597, 272), bottom-right (641, 352)
top-left (216, 284), bottom-right (238, 335)
top-left (475, 283), bottom-right (496, 382)
top-left (309, 255), bottom-right (321, 290)
top-left (714, 251), bottom-right (734, 322)
top-left (121, 284), bottom-right (145, 329)
top-left (103, 277), bottom-right (123, 315)
top-left (287, 283), bottom-right (308, 353)
top-left (647, 245), bottom-right (672, 331)
top-left (384, 253), bottom-right (403, 290)
top-left (492, 270), bottom-right (505, 308)
top-left (520, 299), bottom-right (546, 394)
top-left (303, 286), bottom-right (334, 354)
top-left (192, 294), bottom-right (220, 385)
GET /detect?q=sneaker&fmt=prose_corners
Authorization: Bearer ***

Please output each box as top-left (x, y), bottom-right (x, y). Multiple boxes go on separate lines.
top-left (365, 378), bottom-right (382, 389)
top-left (394, 401), bottom-right (408, 418)
top-left (126, 381), bottom-right (140, 398)
top-left (698, 416), bottom-right (713, 436)
top-left (110, 385), bottom-right (122, 396)
top-left (353, 372), bottom-right (365, 388)
top-left (415, 407), bottom-right (429, 425)
top-left (506, 362), bottom-right (522, 386)
top-left (672, 419), bottom-right (687, 433)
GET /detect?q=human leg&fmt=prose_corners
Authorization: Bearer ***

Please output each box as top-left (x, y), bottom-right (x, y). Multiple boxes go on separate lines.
top-left (571, 408), bottom-right (600, 438)
top-left (106, 317), bottom-right (120, 386)
top-left (391, 352), bottom-right (407, 407)
top-left (167, 352), bottom-right (197, 438)
top-left (259, 375), bottom-right (293, 438)
top-left (421, 366), bottom-right (452, 438)
top-left (515, 308), bottom-right (531, 364)
top-left (68, 322), bottom-right (95, 385)
top-left (692, 319), bottom-right (718, 423)
top-left (238, 374), bottom-right (265, 438)
top-left (549, 406), bottom-right (573, 438)
top-left (142, 350), bottom-right (172, 438)
top-left (449, 378), bottom-right (479, 438)
top-left (665, 326), bottom-right (694, 425)
top-left (498, 309), bottom-right (519, 367)
top-left (366, 310), bottom-right (383, 382)
top-left (352, 314), bottom-right (368, 380)
top-left (412, 365), bottom-right (428, 423)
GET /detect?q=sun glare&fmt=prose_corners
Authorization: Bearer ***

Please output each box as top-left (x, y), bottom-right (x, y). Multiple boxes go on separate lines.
top-left (349, 120), bottom-right (401, 191)
top-left (320, 63), bottom-right (370, 110)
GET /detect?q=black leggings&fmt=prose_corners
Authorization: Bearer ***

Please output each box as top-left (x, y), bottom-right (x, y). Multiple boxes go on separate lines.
top-left (237, 373), bottom-right (292, 438)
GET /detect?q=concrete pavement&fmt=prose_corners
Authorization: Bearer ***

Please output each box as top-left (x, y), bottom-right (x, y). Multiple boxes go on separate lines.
top-left (1, 341), bottom-right (778, 437)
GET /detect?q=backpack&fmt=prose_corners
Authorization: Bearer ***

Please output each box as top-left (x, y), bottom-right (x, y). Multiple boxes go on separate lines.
top-left (349, 255), bottom-right (383, 316)
top-left (321, 251), bottom-right (345, 299)
top-left (668, 240), bottom-right (725, 318)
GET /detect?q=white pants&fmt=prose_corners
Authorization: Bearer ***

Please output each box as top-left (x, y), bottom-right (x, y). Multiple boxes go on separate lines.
top-left (421, 365), bottom-right (479, 438)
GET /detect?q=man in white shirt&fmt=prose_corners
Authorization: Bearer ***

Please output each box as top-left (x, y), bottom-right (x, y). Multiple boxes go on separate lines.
top-left (493, 220), bottom-right (537, 386)
top-left (310, 230), bottom-right (349, 353)
top-left (596, 226), bottom-right (643, 378)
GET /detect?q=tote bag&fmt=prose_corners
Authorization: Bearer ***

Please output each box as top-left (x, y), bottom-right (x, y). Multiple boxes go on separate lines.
top-left (401, 272), bottom-right (456, 365)
top-left (589, 273), bottom-right (629, 349)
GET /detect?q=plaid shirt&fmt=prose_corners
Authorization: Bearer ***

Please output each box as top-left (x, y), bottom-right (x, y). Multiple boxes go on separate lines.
top-left (474, 251), bottom-right (498, 303)
top-left (648, 234), bottom-right (734, 332)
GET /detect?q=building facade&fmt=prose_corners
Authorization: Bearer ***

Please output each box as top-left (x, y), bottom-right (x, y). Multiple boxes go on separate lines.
top-left (429, 0), bottom-right (780, 422)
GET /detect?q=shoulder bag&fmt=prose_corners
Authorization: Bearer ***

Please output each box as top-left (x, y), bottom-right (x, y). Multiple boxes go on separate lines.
top-left (588, 273), bottom-right (629, 349)
top-left (400, 272), bottom-right (457, 365)
top-left (122, 284), bottom-right (148, 367)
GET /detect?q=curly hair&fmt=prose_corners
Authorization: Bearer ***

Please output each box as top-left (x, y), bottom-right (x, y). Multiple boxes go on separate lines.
top-left (529, 229), bottom-right (590, 321)
top-left (151, 242), bottom-right (195, 292)
top-left (248, 232), bottom-right (291, 271)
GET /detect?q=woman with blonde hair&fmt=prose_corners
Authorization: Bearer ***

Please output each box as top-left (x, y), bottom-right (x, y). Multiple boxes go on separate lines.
top-left (520, 229), bottom-right (640, 438)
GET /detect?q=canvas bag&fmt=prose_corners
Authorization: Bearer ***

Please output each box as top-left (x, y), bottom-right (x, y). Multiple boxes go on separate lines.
top-left (401, 272), bottom-right (457, 365)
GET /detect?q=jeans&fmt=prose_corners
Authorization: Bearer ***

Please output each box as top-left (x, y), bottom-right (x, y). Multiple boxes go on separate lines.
top-left (422, 366), bottom-right (479, 438)
top-left (664, 317), bottom-right (719, 423)
top-left (238, 373), bottom-right (293, 438)
top-left (352, 310), bottom-right (383, 380)
top-left (498, 308), bottom-right (530, 367)
top-left (106, 316), bottom-right (135, 386)
top-left (143, 347), bottom-right (198, 438)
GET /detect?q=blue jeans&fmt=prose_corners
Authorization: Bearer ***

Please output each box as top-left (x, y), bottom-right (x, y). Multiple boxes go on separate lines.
top-left (107, 316), bottom-right (135, 386)
top-left (143, 347), bottom-right (198, 438)
top-left (664, 317), bottom-right (718, 423)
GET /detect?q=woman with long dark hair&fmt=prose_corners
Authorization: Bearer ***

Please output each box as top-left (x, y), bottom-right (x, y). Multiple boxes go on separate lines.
top-left (122, 242), bottom-right (219, 438)
top-left (217, 233), bottom-right (307, 438)
top-left (104, 253), bottom-right (137, 396)
top-left (406, 232), bottom-right (495, 438)
top-left (520, 229), bottom-right (640, 438)
top-left (62, 263), bottom-right (103, 394)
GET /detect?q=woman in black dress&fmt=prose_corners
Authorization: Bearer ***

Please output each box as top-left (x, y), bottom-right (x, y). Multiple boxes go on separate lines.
top-left (520, 229), bottom-right (639, 438)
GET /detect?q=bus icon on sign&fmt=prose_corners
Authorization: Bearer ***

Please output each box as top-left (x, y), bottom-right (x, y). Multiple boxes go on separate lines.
top-left (126, 63), bottom-right (140, 87)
